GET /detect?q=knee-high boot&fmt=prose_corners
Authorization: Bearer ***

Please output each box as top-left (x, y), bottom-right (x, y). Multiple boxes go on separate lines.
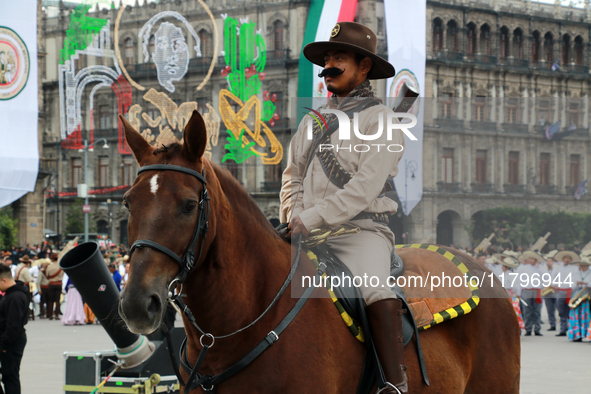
top-left (367, 298), bottom-right (408, 394)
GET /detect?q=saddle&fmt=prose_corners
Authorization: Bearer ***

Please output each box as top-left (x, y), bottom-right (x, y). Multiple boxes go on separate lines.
top-left (309, 243), bottom-right (429, 394)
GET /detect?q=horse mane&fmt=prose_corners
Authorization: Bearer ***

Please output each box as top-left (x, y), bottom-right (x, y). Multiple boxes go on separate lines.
top-left (150, 141), bottom-right (281, 239)
top-left (209, 161), bottom-right (281, 239)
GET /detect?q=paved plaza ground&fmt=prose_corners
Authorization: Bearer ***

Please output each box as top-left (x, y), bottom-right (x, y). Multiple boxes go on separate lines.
top-left (18, 307), bottom-right (591, 393)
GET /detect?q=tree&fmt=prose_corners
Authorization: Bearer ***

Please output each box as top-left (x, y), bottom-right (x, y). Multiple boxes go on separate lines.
top-left (65, 200), bottom-right (85, 234)
top-left (0, 207), bottom-right (18, 250)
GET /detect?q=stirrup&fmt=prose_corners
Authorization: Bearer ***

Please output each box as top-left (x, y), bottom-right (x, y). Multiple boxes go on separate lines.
top-left (377, 382), bottom-right (402, 394)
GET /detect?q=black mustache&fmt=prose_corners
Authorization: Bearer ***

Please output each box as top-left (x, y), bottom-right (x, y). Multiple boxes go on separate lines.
top-left (318, 67), bottom-right (344, 78)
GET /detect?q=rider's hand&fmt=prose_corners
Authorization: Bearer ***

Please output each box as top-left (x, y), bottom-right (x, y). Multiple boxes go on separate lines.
top-left (288, 216), bottom-right (309, 239)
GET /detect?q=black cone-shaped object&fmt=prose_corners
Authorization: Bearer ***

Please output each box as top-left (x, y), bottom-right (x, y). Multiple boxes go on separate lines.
top-left (60, 242), bottom-right (138, 349)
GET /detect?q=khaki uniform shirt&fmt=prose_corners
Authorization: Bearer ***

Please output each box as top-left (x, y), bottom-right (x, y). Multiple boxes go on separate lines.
top-left (36, 268), bottom-right (49, 288)
top-left (15, 263), bottom-right (32, 283)
top-left (280, 102), bottom-right (404, 230)
top-left (46, 262), bottom-right (64, 284)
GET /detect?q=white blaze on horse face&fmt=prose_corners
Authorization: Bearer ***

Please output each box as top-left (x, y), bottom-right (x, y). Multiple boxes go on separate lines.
top-left (150, 175), bottom-right (160, 195)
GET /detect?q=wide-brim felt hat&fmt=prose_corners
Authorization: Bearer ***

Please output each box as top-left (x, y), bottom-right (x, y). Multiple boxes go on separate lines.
top-left (493, 254), bottom-right (520, 269)
top-left (19, 255), bottom-right (31, 263)
top-left (576, 255), bottom-right (591, 265)
top-left (554, 250), bottom-right (580, 263)
top-left (303, 22), bottom-right (395, 80)
top-left (518, 250), bottom-right (545, 264)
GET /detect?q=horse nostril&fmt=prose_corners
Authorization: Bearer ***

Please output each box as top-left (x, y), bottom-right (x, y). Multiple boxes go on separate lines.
top-left (147, 295), bottom-right (161, 315)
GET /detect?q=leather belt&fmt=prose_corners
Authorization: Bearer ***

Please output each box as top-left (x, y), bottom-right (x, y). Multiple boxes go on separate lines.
top-left (351, 212), bottom-right (390, 225)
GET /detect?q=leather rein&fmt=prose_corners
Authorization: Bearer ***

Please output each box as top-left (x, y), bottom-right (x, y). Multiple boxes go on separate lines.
top-left (127, 163), bottom-right (323, 393)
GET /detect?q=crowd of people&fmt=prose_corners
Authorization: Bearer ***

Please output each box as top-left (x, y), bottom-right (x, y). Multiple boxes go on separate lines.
top-left (0, 242), bottom-right (130, 326)
top-left (470, 247), bottom-right (591, 341)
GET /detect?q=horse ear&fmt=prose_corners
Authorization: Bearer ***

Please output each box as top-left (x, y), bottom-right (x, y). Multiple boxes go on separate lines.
top-left (182, 110), bottom-right (207, 161)
top-left (119, 114), bottom-right (153, 164)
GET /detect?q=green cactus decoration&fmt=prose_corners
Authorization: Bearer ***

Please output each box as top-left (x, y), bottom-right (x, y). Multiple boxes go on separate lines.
top-left (222, 129), bottom-right (257, 164)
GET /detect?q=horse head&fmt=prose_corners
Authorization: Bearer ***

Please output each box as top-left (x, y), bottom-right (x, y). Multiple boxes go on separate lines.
top-left (118, 110), bottom-right (213, 334)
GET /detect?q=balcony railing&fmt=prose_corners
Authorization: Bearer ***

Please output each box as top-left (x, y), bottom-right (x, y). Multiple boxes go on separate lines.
top-left (498, 57), bottom-right (530, 68)
top-left (503, 184), bottom-right (526, 194)
top-left (436, 118), bottom-right (464, 130)
top-left (471, 182), bottom-right (494, 193)
top-left (502, 123), bottom-right (529, 134)
top-left (565, 185), bottom-right (579, 196)
top-left (465, 53), bottom-right (497, 65)
top-left (535, 184), bottom-right (557, 195)
top-left (470, 120), bottom-right (497, 132)
top-left (562, 64), bottom-right (589, 74)
top-left (259, 181), bottom-right (281, 193)
top-left (435, 51), bottom-right (465, 62)
top-left (437, 181), bottom-right (462, 193)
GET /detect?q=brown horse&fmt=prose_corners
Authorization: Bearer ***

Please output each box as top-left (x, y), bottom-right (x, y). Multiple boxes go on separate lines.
top-left (118, 110), bottom-right (520, 393)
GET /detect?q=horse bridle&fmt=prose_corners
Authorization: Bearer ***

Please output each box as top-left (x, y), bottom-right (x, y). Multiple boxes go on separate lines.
top-left (128, 164), bottom-right (210, 287)
top-left (126, 163), bottom-right (324, 393)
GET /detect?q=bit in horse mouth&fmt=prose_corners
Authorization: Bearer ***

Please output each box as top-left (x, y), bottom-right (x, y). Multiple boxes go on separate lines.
top-left (318, 67), bottom-right (345, 78)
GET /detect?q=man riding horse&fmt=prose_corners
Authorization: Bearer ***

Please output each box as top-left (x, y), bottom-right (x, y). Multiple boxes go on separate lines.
top-left (280, 22), bottom-right (407, 394)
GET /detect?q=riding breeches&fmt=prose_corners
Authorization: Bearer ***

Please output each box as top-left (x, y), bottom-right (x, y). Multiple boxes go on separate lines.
top-left (324, 219), bottom-right (397, 305)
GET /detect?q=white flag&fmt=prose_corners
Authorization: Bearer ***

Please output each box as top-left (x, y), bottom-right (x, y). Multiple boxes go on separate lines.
top-left (385, 0), bottom-right (426, 216)
top-left (0, 1), bottom-right (39, 208)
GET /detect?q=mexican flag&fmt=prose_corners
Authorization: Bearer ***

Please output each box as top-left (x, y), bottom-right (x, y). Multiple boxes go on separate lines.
top-left (297, 0), bottom-right (358, 105)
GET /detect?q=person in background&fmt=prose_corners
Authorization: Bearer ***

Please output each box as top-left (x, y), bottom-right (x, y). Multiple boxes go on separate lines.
top-left (0, 263), bottom-right (28, 394)
top-left (45, 252), bottom-right (64, 320)
top-left (35, 261), bottom-right (50, 319)
top-left (494, 254), bottom-right (524, 333)
top-left (541, 250), bottom-right (558, 331)
top-left (108, 262), bottom-right (122, 291)
top-left (567, 255), bottom-right (591, 342)
top-left (14, 256), bottom-right (33, 321)
top-left (61, 276), bottom-right (86, 326)
top-left (553, 250), bottom-right (580, 336)
top-left (517, 251), bottom-right (545, 336)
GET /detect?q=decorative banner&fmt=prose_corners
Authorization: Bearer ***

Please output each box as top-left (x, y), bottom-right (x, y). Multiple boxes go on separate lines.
top-left (297, 0), bottom-right (358, 107)
top-left (57, 2), bottom-right (281, 165)
top-left (385, 0), bottom-right (426, 216)
top-left (218, 15), bottom-right (282, 165)
top-left (0, 0), bottom-right (38, 208)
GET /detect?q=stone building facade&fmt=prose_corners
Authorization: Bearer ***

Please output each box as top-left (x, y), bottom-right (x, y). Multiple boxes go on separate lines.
top-left (415, 0), bottom-right (591, 247)
top-left (15, 0), bottom-right (591, 248)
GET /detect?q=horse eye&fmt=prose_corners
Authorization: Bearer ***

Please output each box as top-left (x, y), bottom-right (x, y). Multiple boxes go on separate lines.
top-left (184, 201), bottom-right (197, 213)
top-left (123, 200), bottom-right (129, 210)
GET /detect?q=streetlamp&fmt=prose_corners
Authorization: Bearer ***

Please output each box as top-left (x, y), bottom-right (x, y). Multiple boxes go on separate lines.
top-left (403, 159), bottom-right (418, 242)
top-left (79, 138), bottom-right (110, 242)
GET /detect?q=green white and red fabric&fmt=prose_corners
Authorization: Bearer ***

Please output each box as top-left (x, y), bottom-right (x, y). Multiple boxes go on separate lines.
top-left (297, 0), bottom-right (358, 101)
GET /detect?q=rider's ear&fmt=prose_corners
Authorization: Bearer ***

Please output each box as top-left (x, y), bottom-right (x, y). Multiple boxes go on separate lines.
top-left (182, 110), bottom-right (207, 161)
top-left (119, 114), bottom-right (154, 164)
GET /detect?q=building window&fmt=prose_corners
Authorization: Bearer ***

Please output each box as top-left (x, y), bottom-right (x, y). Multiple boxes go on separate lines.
top-left (197, 97), bottom-right (208, 115)
top-left (513, 28), bottom-right (523, 59)
top-left (273, 20), bottom-right (284, 57)
top-left (544, 32), bottom-right (553, 63)
top-left (575, 36), bottom-right (584, 65)
top-left (508, 151), bottom-right (519, 185)
top-left (480, 24), bottom-right (491, 56)
top-left (474, 96), bottom-right (485, 121)
top-left (476, 150), bottom-right (487, 184)
top-left (377, 17), bottom-right (384, 36)
top-left (540, 153), bottom-right (551, 186)
top-left (506, 98), bottom-right (518, 123)
top-left (500, 27), bottom-right (509, 59)
top-left (198, 29), bottom-right (212, 58)
top-left (124, 38), bottom-right (134, 65)
top-left (446, 20), bottom-right (458, 52)
top-left (562, 35), bottom-right (571, 65)
top-left (99, 105), bottom-right (110, 130)
top-left (98, 157), bottom-right (109, 187)
top-left (467, 23), bottom-right (476, 55)
top-left (121, 156), bottom-right (134, 186)
top-left (539, 99), bottom-right (549, 125)
top-left (442, 148), bottom-right (454, 183)
top-left (532, 31), bottom-right (541, 62)
top-left (440, 92), bottom-right (453, 118)
top-left (570, 154), bottom-right (581, 187)
top-left (568, 102), bottom-right (579, 128)
top-left (433, 19), bottom-right (443, 52)
top-left (72, 158), bottom-right (82, 187)
top-left (75, 55), bottom-right (86, 70)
